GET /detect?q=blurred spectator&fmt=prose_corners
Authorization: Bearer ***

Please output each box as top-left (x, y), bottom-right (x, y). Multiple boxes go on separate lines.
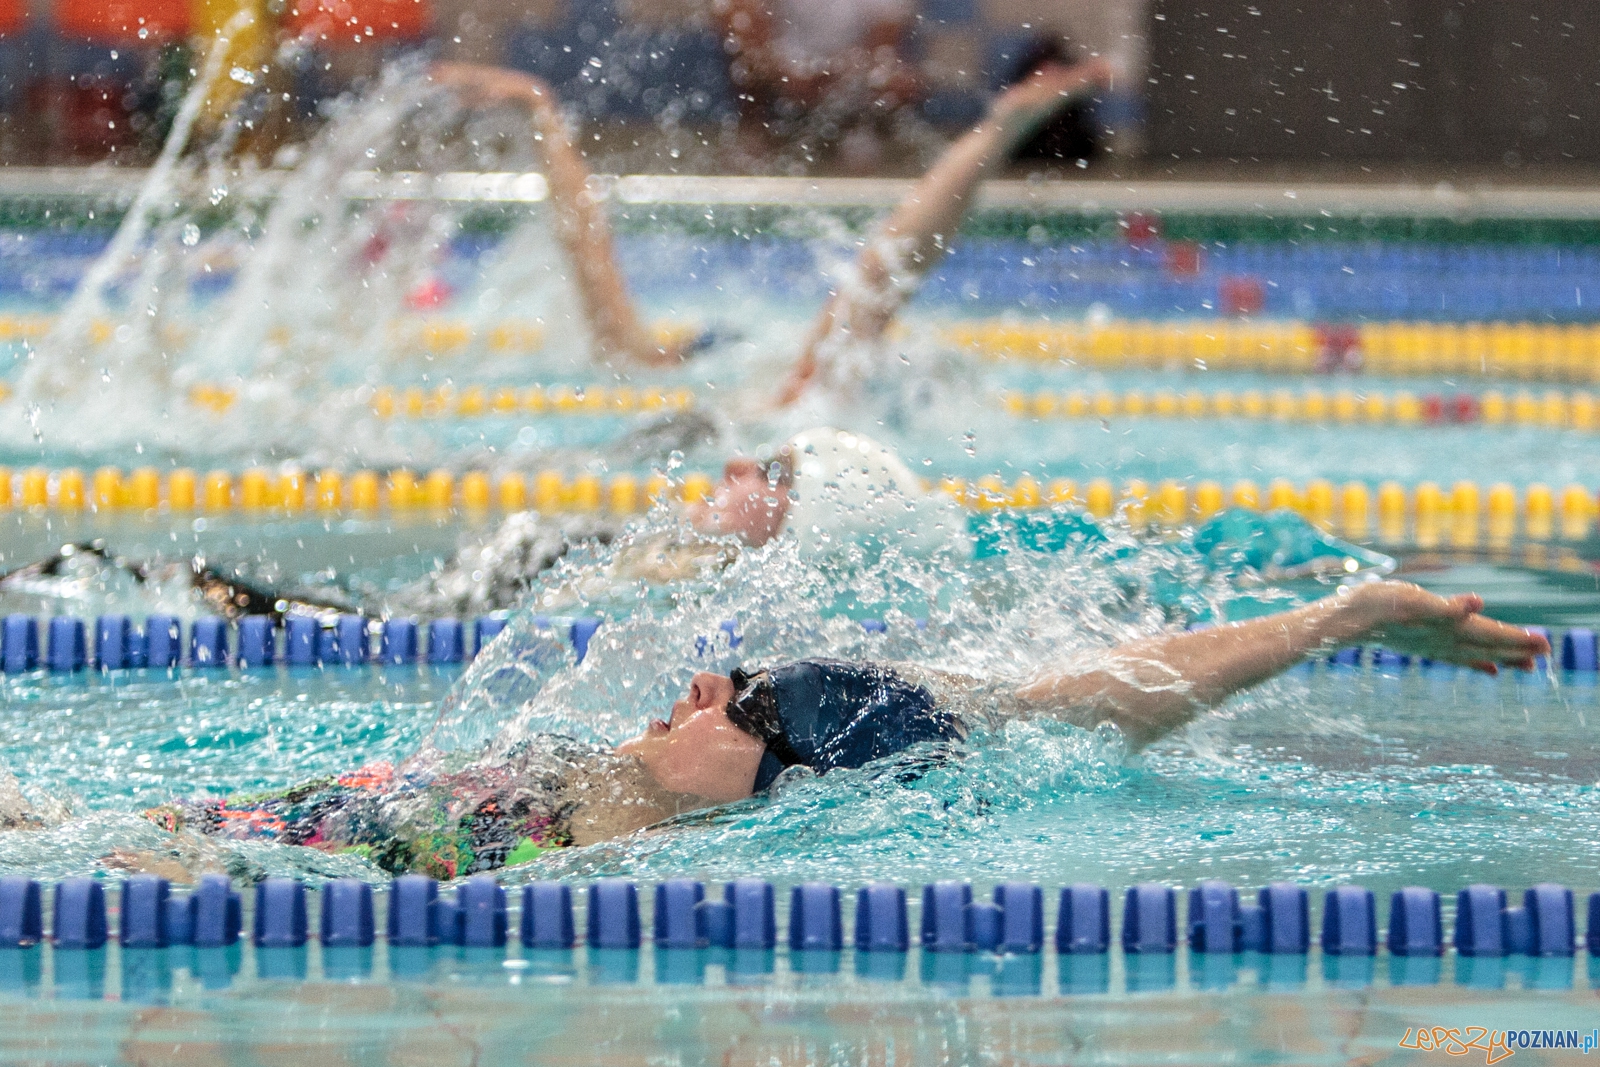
top-left (712, 0), bottom-right (925, 172)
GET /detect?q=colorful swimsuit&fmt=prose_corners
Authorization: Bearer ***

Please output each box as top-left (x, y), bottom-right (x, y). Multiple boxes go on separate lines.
top-left (143, 736), bottom-right (593, 880)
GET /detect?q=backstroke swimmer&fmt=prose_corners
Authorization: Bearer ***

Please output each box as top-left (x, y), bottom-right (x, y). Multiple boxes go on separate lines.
top-left (132, 581), bottom-right (1546, 880)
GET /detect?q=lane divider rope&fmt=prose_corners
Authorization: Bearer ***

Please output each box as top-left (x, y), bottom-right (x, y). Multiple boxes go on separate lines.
top-left (1001, 387), bottom-right (1600, 430)
top-left (947, 319), bottom-right (1600, 382)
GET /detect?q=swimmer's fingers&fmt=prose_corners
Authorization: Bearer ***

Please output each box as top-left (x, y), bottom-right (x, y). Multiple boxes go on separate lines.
top-left (428, 63), bottom-right (548, 108)
top-left (1376, 613), bottom-right (1547, 671)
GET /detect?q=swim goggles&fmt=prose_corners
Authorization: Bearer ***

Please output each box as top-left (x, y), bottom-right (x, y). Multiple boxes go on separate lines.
top-left (726, 666), bottom-right (802, 769)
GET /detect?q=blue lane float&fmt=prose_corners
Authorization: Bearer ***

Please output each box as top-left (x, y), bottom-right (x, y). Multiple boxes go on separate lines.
top-left (0, 611), bottom-right (603, 674)
top-left (0, 614), bottom-right (1588, 677)
top-left (1, 875), bottom-right (1598, 956)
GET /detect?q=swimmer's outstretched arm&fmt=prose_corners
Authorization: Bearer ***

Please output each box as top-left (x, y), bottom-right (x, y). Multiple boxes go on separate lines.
top-left (430, 63), bottom-right (680, 368)
top-left (1015, 581), bottom-right (1548, 751)
top-left (775, 58), bottom-right (1114, 405)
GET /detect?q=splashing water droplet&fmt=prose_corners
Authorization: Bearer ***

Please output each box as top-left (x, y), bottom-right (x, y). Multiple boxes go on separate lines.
top-left (962, 430), bottom-right (977, 457)
top-left (181, 223), bottom-right (200, 246)
top-left (229, 66), bottom-right (257, 86)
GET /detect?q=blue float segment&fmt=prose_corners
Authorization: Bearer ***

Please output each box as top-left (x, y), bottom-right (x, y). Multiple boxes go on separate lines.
top-left (1588, 893), bottom-right (1600, 956)
top-left (854, 884), bottom-right (909, 952)
top-left (189, 616), bottom-right (227, 667)
top-left (587, 881), bottom-right (640, 949)
top-left (1371, 649), bottom-right (1410, 670)
top-left (697, 900), bottom-right (733, 949)
top-left (1056, 883), bottom-right (1110, 955)
top-left (52, 879), bottom-right (107, 949)
top-left (165, 895), bottom-right (193, 946)
top-left (47, 616), bottom-right (86, 672)
top-left (473, 614), bottom-right (507, 655)
top-left (119, 877), bottom-right (170, 948)
top-left (1188, 881), bottom-right (1241, 954)
top-left (1257, 883), bottom-right (1310, 954)
top-left (94, 615), bottom-right (133, 670)
top-left (192, 874), bottom-right (241, 947)
top-left (387, 875), bottom-right (440, 946)
top-left (1319, 886), bottom-right (1376, 956)
top-left (284, 615), bottom-right (318, 666)
top-left (1561, 629), bottom-right (1598, 672)
top-left (1386, 887), bottom-right (1442, 956)
top-left (726, 879), bottom-right (775, 949)
top-left (993, 882), bottom-right (1044, 954)
top-left (521, 883), bottom-right (575, 949)
top-left (718, 619), bottom-right (741, 648)
top-left (789, 883), bottom-right (842, 952)
top-left (920, 881), bottom-right (972, 953)
top-left (428, 618), bottom-right (465, 664)
top-left (652, 880), bottom-right (704, 949)
top-left (320, 880), bottom-right (374, 947)
top-left (0, 877), bottom-right (43, 946)
top-left (1121, 883), bottom-right (1177, 954)
top-left (860, 619), bottom-right (887, 634)
top-left (1329, 646), bottom-right (1362, 667)
top-left (236, 616), bottom-right (274, 667)
top-left (144, 615), bottom-right (181, 669)
top-left (570, 617), bottom-right (601, 662)
top-left (1454, 885), bottom-right (1508, 956)
top-left (969, 903), bottom-right (1002, 952)
top-left (335, 615), bottom-right (368, 665)
top-left (1524, 883), bottom-right (1575, 956)
top-left (3, 614), bottom-right (37, 673)
top-left (252, 879), bottom-right (308, 948)
top-left (457, 876), bottom-right (507, 948)
top-left (1504, 906), bottom-right (1534, 955)
top-left (381, 618), bottom-right (418, 665)
top-left (1238, 904), bottom-right (1266, 951)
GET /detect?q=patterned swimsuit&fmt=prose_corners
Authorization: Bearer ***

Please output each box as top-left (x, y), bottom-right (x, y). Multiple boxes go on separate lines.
top-left (143, 737), bottom-right (591, 880)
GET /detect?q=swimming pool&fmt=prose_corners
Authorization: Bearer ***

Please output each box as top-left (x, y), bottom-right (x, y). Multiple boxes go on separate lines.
top-left (4, 139), bottom-right (1600, 1061)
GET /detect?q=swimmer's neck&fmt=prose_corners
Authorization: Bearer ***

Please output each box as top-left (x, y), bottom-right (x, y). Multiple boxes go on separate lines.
top-left (564, 753), bottom-right (721, 846)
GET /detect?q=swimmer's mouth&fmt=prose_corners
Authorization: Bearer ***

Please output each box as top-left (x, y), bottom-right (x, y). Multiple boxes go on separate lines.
top-left (648, 718), bottom-right (670, 734)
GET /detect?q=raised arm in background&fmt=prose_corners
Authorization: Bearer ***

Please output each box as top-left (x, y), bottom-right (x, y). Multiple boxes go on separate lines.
top-left (431, 63), bottom-right (682, 368)
top-left (1015, 581), bottom-right (1547, 750)
top-left (774, 58), bottom-right (1115, 405)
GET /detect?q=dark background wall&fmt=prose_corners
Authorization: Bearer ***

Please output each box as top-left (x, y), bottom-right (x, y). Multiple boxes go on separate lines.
top-left (1146, 0), bottom-right (1600, 165)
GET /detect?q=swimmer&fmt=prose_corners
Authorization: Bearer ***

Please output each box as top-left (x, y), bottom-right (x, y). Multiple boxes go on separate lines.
top-left (134, 580), bottom-right (1544, 880)
top-left (429, 54), bottom-right (1116, 396)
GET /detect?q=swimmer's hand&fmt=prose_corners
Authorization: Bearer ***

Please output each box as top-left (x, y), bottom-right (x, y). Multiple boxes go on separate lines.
top-left (1346, 581), bottom-right (1548, 674)
top-left (429, 62), bottom-right (551, 110)
top-left (989, 58), bottom-right (1115, 147)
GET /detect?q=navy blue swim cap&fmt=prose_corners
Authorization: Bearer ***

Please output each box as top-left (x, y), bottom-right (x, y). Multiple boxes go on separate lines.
top-left (734, 660), bottom-right (964, 792)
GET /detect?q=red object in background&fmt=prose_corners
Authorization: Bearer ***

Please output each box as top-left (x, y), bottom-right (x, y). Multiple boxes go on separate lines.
top-left (1218, 276), bottom-right (1266, 316)
top-left (285, 0), bottom-right (428, 43)
top-left (1165, 240), bottom-right (1202, 276)
top-left (1420, 394), bottom-right (1445, 424)
top-left (1314, 323), bottom-right (1362, 373)
top-left (1123, 212), bottom-right (1160, 244)
top-left (56, 0), bottom-right (188, 43)
top-left (405, 277), bottom-right (453, 310)
top-left (25, 77), bottom-right (140, 157)
top-left (0, 0), bottom-right (25, 37)
top-left (1448, 393), bottom-right (1481, 423)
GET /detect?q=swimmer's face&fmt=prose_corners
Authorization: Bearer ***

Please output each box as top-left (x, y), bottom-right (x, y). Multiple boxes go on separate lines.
top-left (616, 671), bottom-right (766, 802)
top-left (688, 458), bottom-right (789, 547)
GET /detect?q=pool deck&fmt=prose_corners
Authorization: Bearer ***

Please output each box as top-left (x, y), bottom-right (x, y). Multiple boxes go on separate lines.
top-left (6, 166), bottom-right (1600, 219)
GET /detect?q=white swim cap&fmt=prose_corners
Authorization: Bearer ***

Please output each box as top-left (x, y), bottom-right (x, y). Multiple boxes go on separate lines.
top-left (782, 427), bottom-right (969, 555)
